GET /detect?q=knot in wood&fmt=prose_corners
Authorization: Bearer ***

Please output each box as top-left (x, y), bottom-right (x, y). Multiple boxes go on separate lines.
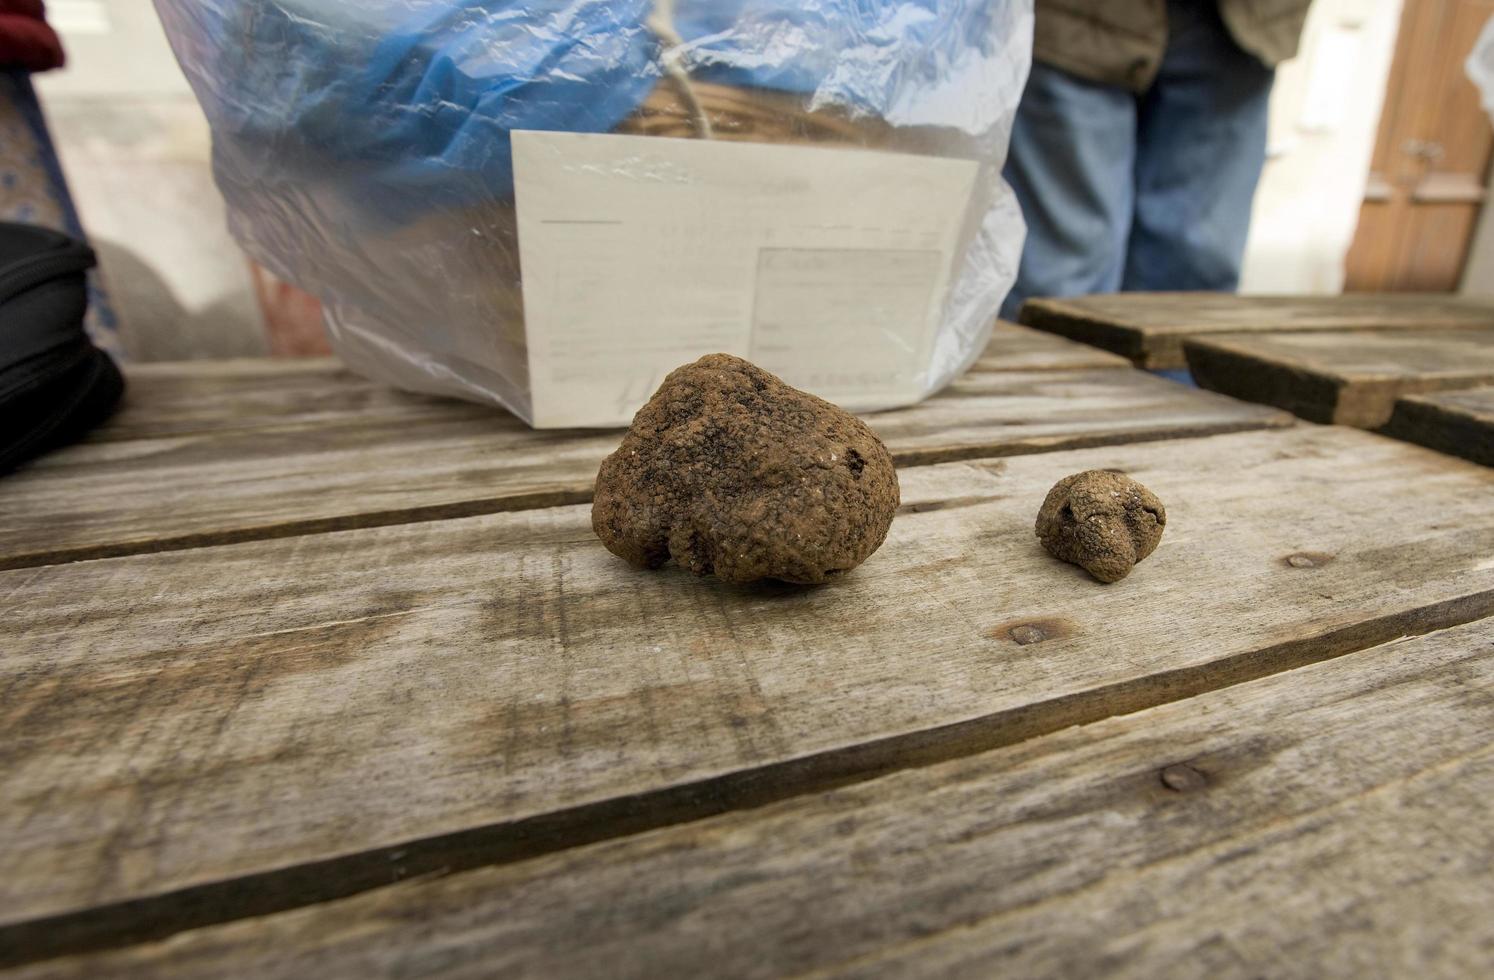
top-left (1009, 624), bottom-right (1048, 646)
top-left (1284, 552), bottom-right (1334, 569)
top-left (1160, 763), bottom-right (1208, 793)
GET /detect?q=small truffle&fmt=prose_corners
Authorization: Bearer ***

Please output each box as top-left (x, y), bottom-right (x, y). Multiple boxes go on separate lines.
top-left (1035, 470), bottom-right (1166, 583)
top-left (592, 354), bottom-right (900, 585)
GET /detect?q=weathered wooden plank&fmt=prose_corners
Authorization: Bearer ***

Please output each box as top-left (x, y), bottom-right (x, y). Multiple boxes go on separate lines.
top-left (1184, 329), bottom-right (1494, 428)
top-left (1381, 386), bottom-right (1494, 467)
top-left (1021, 292), bottom-right (1494, 369)
top-left (3, 426), bottom-right (1493, 961)
top-left (15, 621), bottom-right (1493, 980)
top-left (969, 320), bottom-right (1131, 372)
top-left (93, 325), bottom-right (1126, 446)
top-left (0, 367), bottom-right (1285, 571)
top-left (93, 359), bottom-right (494, 443)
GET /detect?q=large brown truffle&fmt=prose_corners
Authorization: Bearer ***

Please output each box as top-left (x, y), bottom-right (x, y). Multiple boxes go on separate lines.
top-left (1035, 470), bottom-right (1166, 583)
top-left (592, 354), bottom-right (900, 585)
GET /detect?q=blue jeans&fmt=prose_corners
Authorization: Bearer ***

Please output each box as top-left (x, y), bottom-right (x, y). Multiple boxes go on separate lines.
top-left (1000, 0), bottom-right (1275, 319)
top-left (1, 71), bottom-right (121, 351)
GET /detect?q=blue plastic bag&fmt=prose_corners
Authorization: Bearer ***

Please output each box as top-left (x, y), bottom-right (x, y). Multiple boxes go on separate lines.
top-left (155, 0), bottom-right (1034, 423)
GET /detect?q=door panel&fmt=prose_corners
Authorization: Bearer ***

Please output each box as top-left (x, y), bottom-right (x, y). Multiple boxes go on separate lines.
top-left (1345, 0), bottom-right (1494, 290)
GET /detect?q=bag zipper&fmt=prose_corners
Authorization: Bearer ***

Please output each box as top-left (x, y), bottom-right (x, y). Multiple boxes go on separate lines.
top-left (0, 246), bottom-right (96, 305)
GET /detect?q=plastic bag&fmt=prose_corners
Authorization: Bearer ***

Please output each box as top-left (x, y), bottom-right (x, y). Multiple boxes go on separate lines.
top-left (1471, 16), bottom-right (1494, 125)
top-left (155, 0), bottom-right (1033, 426)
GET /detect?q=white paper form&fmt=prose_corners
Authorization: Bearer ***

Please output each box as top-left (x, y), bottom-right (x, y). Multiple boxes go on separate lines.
top-left (512, 130), bottom-right (980, 428)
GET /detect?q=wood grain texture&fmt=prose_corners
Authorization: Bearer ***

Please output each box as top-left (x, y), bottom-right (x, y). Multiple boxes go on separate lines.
top-left (969, 320), bottom-right (1131, 372)
top-left (0, 367), bottom-right (1285, 571)
top-left (4, 426), bottom-right (1493, 960)
top-left (93, 359), bottom-right (495, 443)
top-left (19, 621), bottom-right (1494, 980)
top-left (1020, 292), bottom-right (1494, 369)
top-left (1184, 329), bottom-right (1494, 427)
top-left (1381, 386), bottom-right (1494, 466)
top-left (94, 324), bottom-right (1126, 446)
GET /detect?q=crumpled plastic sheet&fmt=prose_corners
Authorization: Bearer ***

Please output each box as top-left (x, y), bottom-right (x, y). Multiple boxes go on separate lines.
top-left (154, 0), bottom-right (1034, 424)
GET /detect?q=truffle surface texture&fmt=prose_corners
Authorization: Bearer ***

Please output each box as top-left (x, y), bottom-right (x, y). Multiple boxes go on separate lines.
top-left (592, 354), bottom-right (899, 585)
top-left (1035, 470), bottom-right (1166, 583)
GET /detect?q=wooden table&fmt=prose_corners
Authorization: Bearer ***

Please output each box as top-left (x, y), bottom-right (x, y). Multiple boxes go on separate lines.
top-left (1382, 386), bottom-right (1494, 467)
top-left (4, 322), bottom-right (1493, 978)
top-left (1020, 292), bottom-right (1494, 369)
top-left (1183, 328), bottom-right (1494, 428)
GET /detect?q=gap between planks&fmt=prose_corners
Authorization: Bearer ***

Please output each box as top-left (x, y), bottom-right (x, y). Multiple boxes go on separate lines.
top-left (0, 419), bottom-right (1282, 573)
top-left (22, 620), bottom-right (1494, 979)
top-left (3, 587), bottom-right (1491, 970)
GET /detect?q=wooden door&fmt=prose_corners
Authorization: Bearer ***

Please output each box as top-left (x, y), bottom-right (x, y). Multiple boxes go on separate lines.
top-left (1345, 0), bottom-right (1494, 291)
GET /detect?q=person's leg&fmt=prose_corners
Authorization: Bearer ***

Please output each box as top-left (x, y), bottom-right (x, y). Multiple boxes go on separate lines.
top-left (1000, 63), bottom-right (1137, 319)
top-left (1123, 0), bottom-right (1274, 292)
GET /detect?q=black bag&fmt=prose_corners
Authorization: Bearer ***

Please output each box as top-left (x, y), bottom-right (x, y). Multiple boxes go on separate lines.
top-left (0, 221), bottom-right (123, 473)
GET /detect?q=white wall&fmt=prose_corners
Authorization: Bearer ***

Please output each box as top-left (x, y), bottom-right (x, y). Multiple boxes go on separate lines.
top-left (1463, 22), bottom-right (1494, 297)
top-left (1462, 181), bottom-right (1494, 295)
top-left (34, 0), bottom-right (267, 358)
top-left (1240, 0), bottom-right (1404, 294)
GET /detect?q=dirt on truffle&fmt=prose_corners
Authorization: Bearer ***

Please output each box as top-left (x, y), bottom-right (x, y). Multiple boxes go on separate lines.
top-left (592, 354), bottom-right (900, 585)
top-left (1035, 470), bottom-right (1166, 583)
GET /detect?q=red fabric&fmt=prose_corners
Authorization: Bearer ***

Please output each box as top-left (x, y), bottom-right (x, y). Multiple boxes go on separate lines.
top-left (0, 1), bottom-right (65, 72)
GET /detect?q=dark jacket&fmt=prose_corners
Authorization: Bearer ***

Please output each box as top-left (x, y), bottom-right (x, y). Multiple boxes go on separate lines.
top-left (1034, 0), bottom-right (1313, 90)
top-left (0, 0), bottom-right (64, 72)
